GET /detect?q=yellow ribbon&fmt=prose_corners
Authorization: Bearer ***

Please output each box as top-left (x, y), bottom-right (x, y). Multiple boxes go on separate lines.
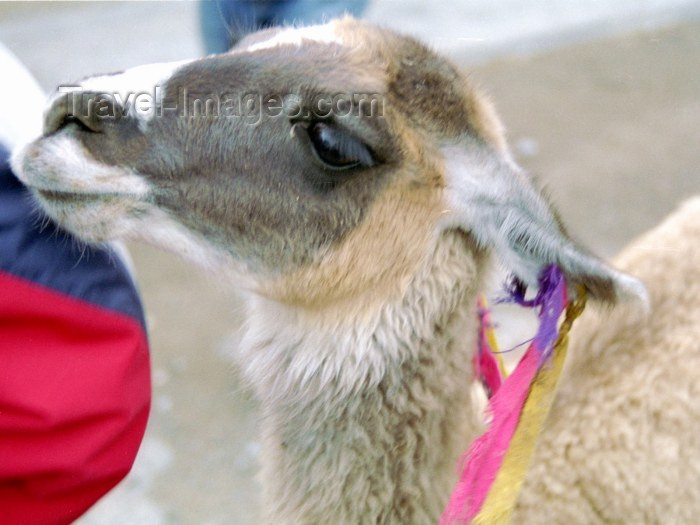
top-left (473, 289), bottom-right (587, 525)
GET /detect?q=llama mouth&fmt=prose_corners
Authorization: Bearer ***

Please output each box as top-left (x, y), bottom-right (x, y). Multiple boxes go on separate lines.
top-left (35, 189), bottom-right (129, 203)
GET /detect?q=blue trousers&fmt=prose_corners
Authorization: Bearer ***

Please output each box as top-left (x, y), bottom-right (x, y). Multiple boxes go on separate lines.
top-left (200, 0), bottom-right (368, 54)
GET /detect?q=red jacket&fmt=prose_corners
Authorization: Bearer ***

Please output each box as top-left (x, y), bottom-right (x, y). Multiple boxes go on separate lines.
top-left (0, 145), bottom-right (151, 524)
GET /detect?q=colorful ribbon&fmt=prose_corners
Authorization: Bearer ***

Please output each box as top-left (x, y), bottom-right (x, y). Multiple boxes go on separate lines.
top-left (440, 265), bottom-right (586, 525)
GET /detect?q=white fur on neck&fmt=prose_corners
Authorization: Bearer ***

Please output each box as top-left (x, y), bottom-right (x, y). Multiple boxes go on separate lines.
top-left (237, 232), bottom-right (485, 524)
top-left (237, 232), bottom-right (481, 403)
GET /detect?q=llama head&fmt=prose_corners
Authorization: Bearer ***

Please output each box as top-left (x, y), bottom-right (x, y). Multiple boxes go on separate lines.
top-left (12, 18), bottom-right (645, 308)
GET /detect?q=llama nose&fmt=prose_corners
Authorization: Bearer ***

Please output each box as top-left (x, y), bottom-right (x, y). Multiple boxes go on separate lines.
top-left (43, 90), bottom-right (122, 135)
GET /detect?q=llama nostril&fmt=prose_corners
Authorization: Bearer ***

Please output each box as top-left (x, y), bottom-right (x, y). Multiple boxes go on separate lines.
top-left (43, 90), bottom-right (121, 135)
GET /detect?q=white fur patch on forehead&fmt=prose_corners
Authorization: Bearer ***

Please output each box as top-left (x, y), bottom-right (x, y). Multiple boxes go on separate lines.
top-left (79, 59), bottom-right (193, 101)
top-left (64, 59), bottom-right (194, 127)
top-left (245, 23), bottom-right (343, 52)
top-left (12, 134), bottom-right (150, 197)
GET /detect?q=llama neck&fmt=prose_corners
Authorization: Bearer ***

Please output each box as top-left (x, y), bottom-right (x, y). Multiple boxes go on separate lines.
top-left (238, 233), bottom-right (485, 525)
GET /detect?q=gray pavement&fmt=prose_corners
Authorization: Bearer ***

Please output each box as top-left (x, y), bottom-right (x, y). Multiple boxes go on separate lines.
top-left (1, 1), bottom-right (699, 524)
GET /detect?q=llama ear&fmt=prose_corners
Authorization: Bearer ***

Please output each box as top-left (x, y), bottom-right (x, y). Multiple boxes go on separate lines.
top-left (440, 145), bottom-right (647, 305)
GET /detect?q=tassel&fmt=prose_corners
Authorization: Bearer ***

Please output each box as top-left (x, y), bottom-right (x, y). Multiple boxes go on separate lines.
top-left (474, 295), bottom-right (506, 397)
top-left (440, 265), bottom-right (586, 525)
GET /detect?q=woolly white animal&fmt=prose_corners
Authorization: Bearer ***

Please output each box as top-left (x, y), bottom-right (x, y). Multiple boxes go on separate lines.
top-left (13, 18), bottom-right (698, 524)
top-left (515, 196), bottom-right (700, 524)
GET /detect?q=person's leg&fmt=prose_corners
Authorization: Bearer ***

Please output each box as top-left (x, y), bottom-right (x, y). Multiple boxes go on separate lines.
top-left (275, 0), bottom-right (368, 26)
top-left (200, 0), bottom-right (369, 54)
top-left (200, 0), bottom-right (273, 54)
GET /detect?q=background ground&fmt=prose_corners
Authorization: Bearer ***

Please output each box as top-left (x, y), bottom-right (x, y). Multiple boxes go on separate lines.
top-left (1, 1), bottom-right (699, 523)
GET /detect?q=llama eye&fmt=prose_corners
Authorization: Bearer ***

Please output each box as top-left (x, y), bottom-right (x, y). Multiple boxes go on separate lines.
top-left (306, 121), bottom-right (374, 170)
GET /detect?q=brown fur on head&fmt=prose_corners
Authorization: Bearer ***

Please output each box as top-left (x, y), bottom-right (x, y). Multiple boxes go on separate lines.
top-left (12, 17), bottom-right (644, 309)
